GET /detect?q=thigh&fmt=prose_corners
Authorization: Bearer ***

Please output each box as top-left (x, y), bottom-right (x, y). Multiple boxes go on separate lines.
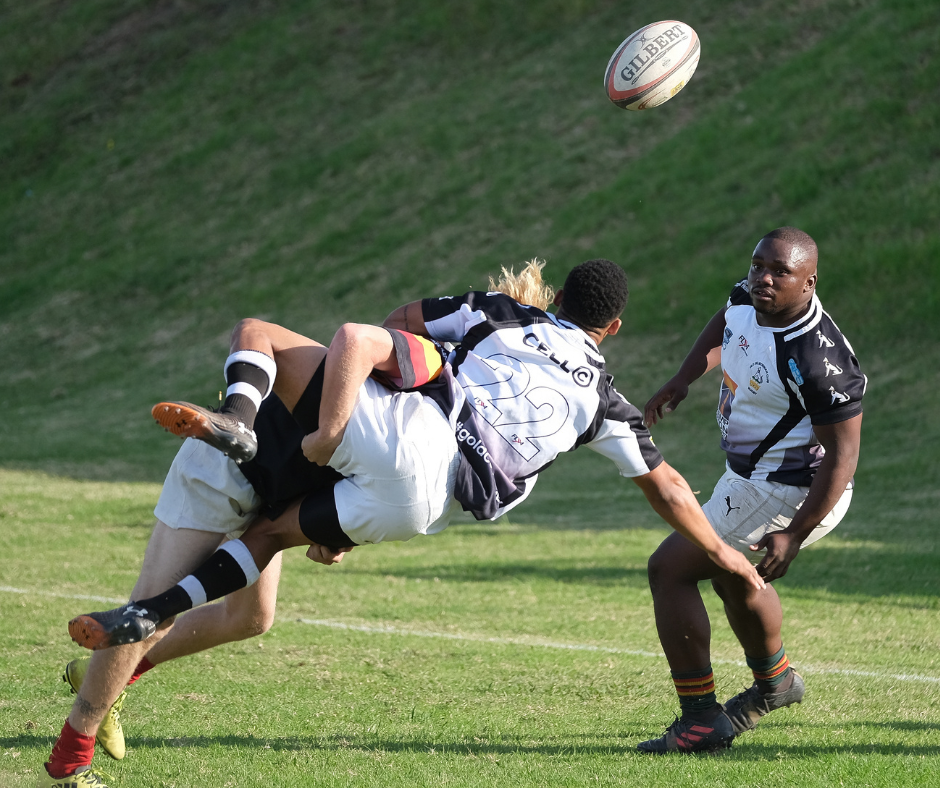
top-left (649, 530), bottom-right (729, 585)
top-left (260, 323), bottom-right (327, 413)
top-left (131, 520), bottom-right (227, 599)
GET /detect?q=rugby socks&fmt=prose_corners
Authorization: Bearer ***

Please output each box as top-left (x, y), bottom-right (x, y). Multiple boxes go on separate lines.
top-left (221, 350), bottom-right (277, 428)
top-left (673, 666), bottom-right (719, 718)
top-left (747, 645), bottom-right (792, 694)
top-left (45, 720), bottom-right (95, 779)
top-left (131, 540), bottom-right (262, 622)
top-left (127, 656), bottom-right (155, 686)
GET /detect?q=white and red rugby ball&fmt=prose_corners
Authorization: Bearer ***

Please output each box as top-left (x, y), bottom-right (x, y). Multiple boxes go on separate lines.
top-left (604, 20), bottom-right (700, 110)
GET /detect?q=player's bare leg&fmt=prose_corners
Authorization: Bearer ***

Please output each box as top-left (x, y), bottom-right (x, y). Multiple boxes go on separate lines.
top-left (144, 552), bottom-right (282, 663)
top-left (647, 531), bottom-right (724, 671)
top-left (49, 523), bottom-right (226, 781)
top-left (711, 571), bottom-right (804, 735)
top-left (638, 532), bottom-right (734, 754)
top-left (68, 500), bottom-right (346, 651)
top-left (153, 320), bottom-right (326, 460)
top-left (228, 318), bottom-right (327, 411)
top-left (711, 572), bottom-right (783, 657)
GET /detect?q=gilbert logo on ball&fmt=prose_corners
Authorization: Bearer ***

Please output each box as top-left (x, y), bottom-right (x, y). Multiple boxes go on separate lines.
top-left (604, 20), bottom-right (700, 110)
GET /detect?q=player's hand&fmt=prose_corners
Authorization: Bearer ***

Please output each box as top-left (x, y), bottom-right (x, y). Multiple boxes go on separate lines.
top-left (751, 531), bottom-right (802, 582)
top-left (644, 378), bottom-right (690, 426)
top-left (709, 541), bottom-right (765, 592)
top-left (302, 428), bottom-right (343, 465)
top-left (306, 543), bottom-right (354, 565)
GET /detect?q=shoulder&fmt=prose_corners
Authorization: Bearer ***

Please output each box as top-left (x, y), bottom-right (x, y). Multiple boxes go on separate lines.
top-left (783, 303), bottom-right (866, 420)
top-left (727, 279), bottom-right (751, 308)
top-left (422, 291), bottom-right (546, 323)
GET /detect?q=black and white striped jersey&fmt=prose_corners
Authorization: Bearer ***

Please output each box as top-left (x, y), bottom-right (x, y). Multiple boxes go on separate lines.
top-left (718, 280), bottom-right (866, 485)
top-left (421, 291), bottom-right (663, 520)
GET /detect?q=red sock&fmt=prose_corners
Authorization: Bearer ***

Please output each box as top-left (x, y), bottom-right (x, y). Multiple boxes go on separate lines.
top-left (45, 720), bottom-right (94, 779)
top-left (127, 656), bottom-right (155, 686)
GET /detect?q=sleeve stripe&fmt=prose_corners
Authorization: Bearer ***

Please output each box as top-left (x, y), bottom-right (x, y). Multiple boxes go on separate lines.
top-left (383, 329), bottom-right (444, 389)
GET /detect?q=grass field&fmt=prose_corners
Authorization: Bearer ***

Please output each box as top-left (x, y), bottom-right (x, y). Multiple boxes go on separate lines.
top-left (2, 0), bottom-right (939, 785)
top-left (2, 467), bottom-right (938, 787)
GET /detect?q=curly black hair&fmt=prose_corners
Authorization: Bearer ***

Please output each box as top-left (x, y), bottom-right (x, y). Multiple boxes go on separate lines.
top-left (559, 259), bottom-right (629, 329)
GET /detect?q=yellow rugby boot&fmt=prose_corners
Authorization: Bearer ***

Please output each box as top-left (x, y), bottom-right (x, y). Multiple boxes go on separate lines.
top-left (38, 765), bottom-right (112, 787)
top-left (63, 658), bottom-right (127, 760)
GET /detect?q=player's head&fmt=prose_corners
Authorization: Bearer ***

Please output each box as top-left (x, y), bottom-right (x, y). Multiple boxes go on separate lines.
top-left (748, 227), bottom-right (818, 324)
top-left (554, 258), bottom-right (628, 338)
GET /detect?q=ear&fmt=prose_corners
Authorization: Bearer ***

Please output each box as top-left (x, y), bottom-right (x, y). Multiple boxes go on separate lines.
top-left (805, 273), bottom-right (817, 292)
top-left (605, 317), bottom-right (622, 337)
top-left (553, 288), bottom-right (565, 307)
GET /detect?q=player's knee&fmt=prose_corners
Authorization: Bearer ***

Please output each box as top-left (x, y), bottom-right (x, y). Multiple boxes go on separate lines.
top-left (231, 610), bottom-right (275, 640)
top-left (222, 595), bottom-right (277, 640)
top-left (230, 317), bottom-right (272, 350)
top-left (647, 547), bottom-right (672, 594)
top-left (711, 576), bottom-right (731, 602)
top-left (647, 541), bottom-right (692, 594)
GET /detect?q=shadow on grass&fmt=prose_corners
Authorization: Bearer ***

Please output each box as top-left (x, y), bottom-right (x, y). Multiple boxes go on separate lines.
top-left (5, 720), bottom-right (939, 759)
top-left (340, 560), bottom-right (652, 588)
top-left (334, 545), bottom-right (939, 601)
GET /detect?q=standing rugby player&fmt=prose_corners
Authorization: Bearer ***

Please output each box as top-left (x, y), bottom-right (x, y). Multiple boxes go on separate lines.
top-left (638, 227), bottom-right (865, 753)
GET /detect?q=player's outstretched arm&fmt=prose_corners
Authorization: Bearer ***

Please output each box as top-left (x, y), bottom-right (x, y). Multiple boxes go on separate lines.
top-left (383, 300), bottom-right (429, 336)
top-left (633, 462), bottom-right (765, 591)
top-left (753, 413), bottom-right (862, 581)
top-left (302, 323), bottom-right (398, 465)
top-left (644, 307), bottom-right (726, 426)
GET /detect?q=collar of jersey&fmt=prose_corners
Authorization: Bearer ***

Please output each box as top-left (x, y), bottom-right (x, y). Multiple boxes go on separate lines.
top-left (546, 312), bottom-right (602, 356)
top-left (739, 293), bottom-right (823, 338)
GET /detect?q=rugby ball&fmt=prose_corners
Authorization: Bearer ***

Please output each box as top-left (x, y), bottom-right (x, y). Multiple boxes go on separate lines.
top-left (604, 21), bottom-right (700, 110)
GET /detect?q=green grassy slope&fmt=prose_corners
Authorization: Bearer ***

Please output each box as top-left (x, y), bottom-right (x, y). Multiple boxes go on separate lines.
top-left (1, 0), bottom-right (938, 486)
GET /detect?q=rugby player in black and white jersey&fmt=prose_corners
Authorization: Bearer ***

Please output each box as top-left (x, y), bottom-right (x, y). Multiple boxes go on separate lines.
top-left (58, 260), bottom-right (765, 785)
top-left (638, 227), bottom-right (865, 755)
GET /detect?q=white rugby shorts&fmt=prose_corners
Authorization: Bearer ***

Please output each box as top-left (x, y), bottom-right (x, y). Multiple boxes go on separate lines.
top-left (328, 377), bottom-right (461, 545)
top-left (703, 467), bottom-right (852, 559)
top-left (154, 438), bottom-right (261, 537)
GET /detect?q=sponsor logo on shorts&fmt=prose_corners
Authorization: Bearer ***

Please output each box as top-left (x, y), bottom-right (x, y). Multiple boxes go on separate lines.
top-left (725, 496), bottom-right (740, 516)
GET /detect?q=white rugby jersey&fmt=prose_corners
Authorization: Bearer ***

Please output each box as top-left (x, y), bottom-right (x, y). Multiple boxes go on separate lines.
top-left (718, 281), bottom-right (866, 485)
top-left (420, 291), bottom-right (663, 520)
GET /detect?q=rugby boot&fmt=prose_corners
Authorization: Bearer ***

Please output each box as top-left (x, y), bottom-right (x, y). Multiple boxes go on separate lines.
top-left (152, 401), bottom-right (258, 463)
top-left (63, 658), bottom-right (126, 760)
top-left (636, 709), bottom-right (734, 754)
top-left (723, 670), bottom-right (805, 736)
top-left (69, 604), bottom-right (160, 651)
top-left (37, 766), bottom-right (112, 787)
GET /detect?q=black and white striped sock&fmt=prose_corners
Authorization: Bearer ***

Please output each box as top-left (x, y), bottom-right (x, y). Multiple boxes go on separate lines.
top-left (221, 350), bottom-right (277, 428)
top-left (132, 540), bottom-right (262, 621)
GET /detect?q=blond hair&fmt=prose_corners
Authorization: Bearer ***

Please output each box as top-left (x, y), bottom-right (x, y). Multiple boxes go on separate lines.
top-left (488, 258), bottom-right (555, 311)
